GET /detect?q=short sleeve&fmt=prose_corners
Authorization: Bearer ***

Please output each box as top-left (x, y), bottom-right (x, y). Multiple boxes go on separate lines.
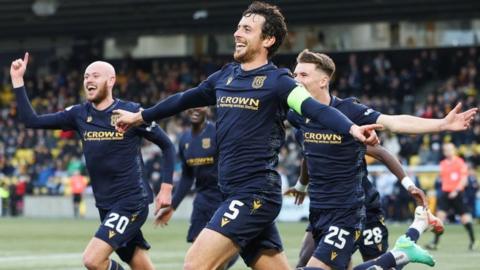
top-left (345, 98), bottom-right (381, 125)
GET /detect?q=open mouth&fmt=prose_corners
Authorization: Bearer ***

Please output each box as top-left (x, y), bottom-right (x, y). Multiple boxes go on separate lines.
top-left (235, 42), bottom-right (246, 50)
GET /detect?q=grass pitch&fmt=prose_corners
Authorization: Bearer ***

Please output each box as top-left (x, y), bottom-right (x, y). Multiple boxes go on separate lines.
top-left (0, 218), bottom-right (478, 269)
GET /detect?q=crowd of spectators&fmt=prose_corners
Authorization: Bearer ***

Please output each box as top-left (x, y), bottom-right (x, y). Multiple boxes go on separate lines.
top-left (0, 46), bottom-right (479, 220)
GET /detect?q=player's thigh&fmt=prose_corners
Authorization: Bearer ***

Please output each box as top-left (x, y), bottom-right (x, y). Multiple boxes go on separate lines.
top-left (358, 221), bottom-right (389, 261)
top-left (128, 247), bottom-right (155, 270)
top-left (184, 228), bottom-right (240, 270)
top-left (251, 249), bottom-right (290, 270)
top-left (298, 230), bottom-right (315, 267)
top-left (83, 237), bottom-right (114, 267)
top-left (306, 256), bottom-right (333, 270)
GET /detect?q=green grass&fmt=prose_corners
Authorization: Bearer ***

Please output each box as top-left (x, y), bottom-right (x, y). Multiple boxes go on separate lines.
top-left (0, 218), bottom-right (478, 269)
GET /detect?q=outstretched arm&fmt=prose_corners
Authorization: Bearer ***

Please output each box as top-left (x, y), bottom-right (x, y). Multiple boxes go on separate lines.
top-left (114, 72), bottom-right (219, 132)
top-left (11, 53), bottom-right (75, 130)
top-left (287, 85), bottom-right (382, 145)
top-left (376, 103), bottom-right (477, 134)
top-left (367, 145), bottom-right (427, 206)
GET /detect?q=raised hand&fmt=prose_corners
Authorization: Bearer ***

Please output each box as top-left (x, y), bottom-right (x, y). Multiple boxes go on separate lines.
top-left (10, 52), bottom-right (29, 88)
top-left (407, 186), bottom-right (428, 207)
top-left (442, 102), bottom-right (478, 131)
top-left (112, 109), bottom-right (144, 133)
top-left (349, 124), bottom-right (383, 146)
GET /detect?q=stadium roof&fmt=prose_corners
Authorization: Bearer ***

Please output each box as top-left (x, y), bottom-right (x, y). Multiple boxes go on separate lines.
top-left (1, 0), bottom-right (479, 39)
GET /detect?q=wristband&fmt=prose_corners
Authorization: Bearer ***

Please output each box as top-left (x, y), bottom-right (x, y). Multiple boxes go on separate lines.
top-left (294, 181), bottom-right (308, 192)
top-left (401, 176), bottom-right (415, 190)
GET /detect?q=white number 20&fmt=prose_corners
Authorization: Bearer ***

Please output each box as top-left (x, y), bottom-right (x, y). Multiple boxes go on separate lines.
top-left (104, 212), bottom-right (129, 234)
top-left (324, 226), bottom-right (350, 249)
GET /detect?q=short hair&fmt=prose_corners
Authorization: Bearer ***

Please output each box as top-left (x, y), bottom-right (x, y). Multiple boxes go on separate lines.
top-left (242, 1), bottom-right (287, 58)
top-left (297, 49), bottom-right (336, 78)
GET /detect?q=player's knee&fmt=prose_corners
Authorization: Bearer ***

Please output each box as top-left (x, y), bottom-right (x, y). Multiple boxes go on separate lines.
top-left (183, 260), bottom-right (200, 270)
top-left (461, 214), bottom-right (472, 223)
top-left (82, 253), bottom-right (102, 270)
top-left (184, 255), bottom-right (208, 270)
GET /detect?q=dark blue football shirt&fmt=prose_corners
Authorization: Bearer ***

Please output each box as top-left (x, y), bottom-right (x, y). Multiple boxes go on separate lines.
top-left (15, 86), bottom-right (175, 209)
top-left (172, 121), bottom-right (222, 209)
top-left (288, 96), bottom-right (381, 209)
top-left (142, 62), bottom-right (357, 200)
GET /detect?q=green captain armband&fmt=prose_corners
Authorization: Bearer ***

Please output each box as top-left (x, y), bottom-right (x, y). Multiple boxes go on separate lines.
top-left (287, 85), bottom-right (311, 115)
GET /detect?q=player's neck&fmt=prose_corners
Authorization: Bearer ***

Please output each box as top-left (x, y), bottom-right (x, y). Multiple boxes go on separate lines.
top-left (92, 96), bottom-right (115, 111)
top-left (240, 57), bottom-right (268, 71)
top-left (311, 88), bottom-right (331, 105)
top-left (192, 121), bottom-right (206, 135)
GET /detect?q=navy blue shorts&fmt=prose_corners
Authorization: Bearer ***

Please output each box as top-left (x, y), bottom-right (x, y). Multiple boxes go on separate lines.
top-left (309, 207), bottom-right (365, 270)
top-left (355, 215), bottom-right (389, 260)
top-left (95, 202), bottom-right (150, 263)
top-left (187, 194), bottom-right (222, 242)
top-left (206, 192), bottom-right (283, 266)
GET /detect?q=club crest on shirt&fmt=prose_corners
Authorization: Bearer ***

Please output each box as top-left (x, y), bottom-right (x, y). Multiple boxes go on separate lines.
top-left (226, 76), bottom-right (233, 85)
top-left (110, 114), bottom-right (119, 126)
top-left (202, 138), bottom-right (211, 149)
top-left (86, 116), bottom-right (92, 123)
top-left (252, 76), bottom-right (267, 89)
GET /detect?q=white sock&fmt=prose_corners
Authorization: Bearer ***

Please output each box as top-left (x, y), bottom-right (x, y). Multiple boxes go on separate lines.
top-left (409, 206), bottom-right (429, 233)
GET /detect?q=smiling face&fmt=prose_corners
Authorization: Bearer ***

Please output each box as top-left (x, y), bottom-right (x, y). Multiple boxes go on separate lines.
top-left (293, 63), bottom-right (326, 95)
top-left (83, 61), bottom-right (115, 104)
top-left (233, 14), bottom-right (267, 63)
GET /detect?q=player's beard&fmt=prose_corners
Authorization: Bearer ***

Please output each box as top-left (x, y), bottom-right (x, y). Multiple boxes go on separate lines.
top-left (87, 81), bottom-right (109, 104)
top-left (233, 43), bottom-right (258, 63)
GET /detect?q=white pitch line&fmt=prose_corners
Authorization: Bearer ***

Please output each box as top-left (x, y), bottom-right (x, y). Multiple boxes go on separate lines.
top-left (0, 253), bottom-right (80, 262)
top-left (0, 250), bottom-right (186, 262)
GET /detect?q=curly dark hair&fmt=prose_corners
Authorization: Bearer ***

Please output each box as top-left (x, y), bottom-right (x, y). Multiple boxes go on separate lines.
top-left (242, 1), bottom-right (287, 59)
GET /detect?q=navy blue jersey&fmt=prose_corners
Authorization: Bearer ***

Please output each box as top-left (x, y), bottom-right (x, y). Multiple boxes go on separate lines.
top-left (172, 121), bottom-right (222, 209)
top-left (15, 87), bottom-right (175, 208)
top-left (142, 61), bottom-right (358, 200)
top-left (288, 96), bottom-right (381, 209)
top-left (212, 62), bottom-right (296, 196)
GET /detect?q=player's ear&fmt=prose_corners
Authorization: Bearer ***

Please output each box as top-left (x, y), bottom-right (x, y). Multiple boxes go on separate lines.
top-left (262, 35), bottom-right (275, 49)
top-left (108, 75), bottom-right (116, 88)
top-left (319, 74), bottom-right (328, 88)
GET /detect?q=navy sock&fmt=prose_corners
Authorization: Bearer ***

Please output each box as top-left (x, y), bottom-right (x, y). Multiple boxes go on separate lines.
top-left (353, 252), bottom-right (396, 270)
top-left (109, 259), bottom-right (125, 270)
top-left (464, 222), bottom-right (475, 243)
top-left (226, 254), bottom-right (239, 269)
top-left (405, 228), bottom-right (420, 242)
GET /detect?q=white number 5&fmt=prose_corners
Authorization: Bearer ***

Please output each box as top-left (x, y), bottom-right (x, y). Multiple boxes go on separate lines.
top-left (223, 200), bottom-right (244, 220)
